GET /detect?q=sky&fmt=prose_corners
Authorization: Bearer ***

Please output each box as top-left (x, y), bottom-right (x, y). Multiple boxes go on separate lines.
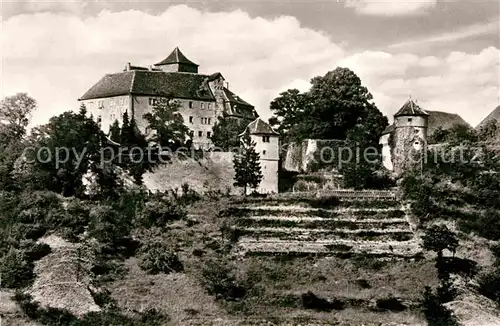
top-left (0, 0), bottom-right (499, 128)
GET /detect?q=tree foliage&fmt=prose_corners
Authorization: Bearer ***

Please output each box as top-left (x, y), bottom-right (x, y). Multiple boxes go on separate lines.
top-left (211, 115), bottom-right (247, 150)
top-left (233, 132), bottom-right (263, 194)
top-left (143, 97), bottom-right (190, 149)
top-left (421, 224), bottom-right (459, 258)
top-left (269, 68), bottom-right (387, 143)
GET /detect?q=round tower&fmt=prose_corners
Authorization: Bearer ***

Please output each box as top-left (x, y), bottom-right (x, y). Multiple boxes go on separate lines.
top-left (392, 98), bottom-right (429, 174)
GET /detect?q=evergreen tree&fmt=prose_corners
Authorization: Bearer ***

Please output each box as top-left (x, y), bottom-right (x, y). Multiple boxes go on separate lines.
top-left (118, 112), bottom-right (150, 185)
top-left (233, 131), bottom-right (263, 195)
top-left (109, 120), bottom-right (121, 143)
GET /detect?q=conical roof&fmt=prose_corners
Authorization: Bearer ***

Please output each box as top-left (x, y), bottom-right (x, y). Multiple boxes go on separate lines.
top-left (155, 47), bottom-right (198, 66)
top-left (394, 99), bottom-right (429, 117)
top-left (241, 118), bottom-right (279, 136)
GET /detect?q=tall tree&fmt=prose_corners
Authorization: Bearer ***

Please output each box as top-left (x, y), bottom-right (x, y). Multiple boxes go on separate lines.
top-left (22, 108), bottom-right (106, 197)
top-left (268, 89), bottom-right (311, 142)
top-left (211, 115), bottom-right (247, 150)
top-left (233, 132), bottom-right (263, 195)
top-left (109, 120), bottom-right (121, 143)
top-left (0, 93), bottom-right (36, 141)
top-left (118, 112), bottom-right (150, 185)
top-left (0, 93), bottom-right (37, 190)
top-left (143, 97), bottom-right (190, 150)
top-left (268, 68), bottom-right (387, 143)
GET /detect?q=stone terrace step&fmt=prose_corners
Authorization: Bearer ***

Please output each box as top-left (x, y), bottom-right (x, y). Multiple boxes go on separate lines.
top-left (235, 217), bottom-right (409, 230)
top-left (231, 207), bottom-right (407, 220)
top-left (234, 227), bottom-right (414, 242)
top-left (236, 239), bottom-right (421, 258)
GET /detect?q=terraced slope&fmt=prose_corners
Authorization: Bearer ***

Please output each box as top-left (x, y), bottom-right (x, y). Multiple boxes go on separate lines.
top-left (229, 192), bottom-right (421, 258)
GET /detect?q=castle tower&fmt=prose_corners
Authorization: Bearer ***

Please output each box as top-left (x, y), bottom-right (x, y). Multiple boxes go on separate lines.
top-left (392, 98), bottom-right (429, 175)
top-left (243, 118), bottom-right (280, 194)
top-left (154, 47), bottom-right (199, 73)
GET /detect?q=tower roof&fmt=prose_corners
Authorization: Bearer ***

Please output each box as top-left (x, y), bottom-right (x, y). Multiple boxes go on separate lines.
top-left (242, 118), bottom-right (279, 136)
top-left (394, 99), bottom-right (429, 117)
top-left (155, 47), bottom-right (199, 67)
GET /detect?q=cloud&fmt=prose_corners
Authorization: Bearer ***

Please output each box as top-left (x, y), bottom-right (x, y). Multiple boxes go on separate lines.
top-left (338, 47), bottom-right (500, 126)
top-left (0, 5), bottom-right (344, 125)
top-left (390, 17), bottom-right (499, 48)
top-left (0, 5), bottom-right (498, 130)
top-left (345, 0), bottom-right (436, 16)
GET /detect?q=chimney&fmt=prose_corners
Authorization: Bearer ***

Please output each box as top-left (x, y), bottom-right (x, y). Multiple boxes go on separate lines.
top-left (148, 65), bottom-right (153, 71)
top-left (126, 62), bottom-right (131, 71)
top-left (225, 82), bottom-right (229, 90)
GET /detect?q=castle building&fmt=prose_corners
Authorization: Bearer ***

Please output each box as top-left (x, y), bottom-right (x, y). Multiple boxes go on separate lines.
top-left (79, 47), bottom-right (257, 149)
top-left (242, 118), bottom-right (280, 194)
top-left (380, 99), bottom-right (429, 174)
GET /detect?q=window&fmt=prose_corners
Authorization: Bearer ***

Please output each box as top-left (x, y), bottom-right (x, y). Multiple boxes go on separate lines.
top-left (201, 103), bottom-right (205, 109)
top-left (208, 118), bottom-right (211, 125)
top-left (189, 101), bottom-right (193, 108)
top-left (408, 118), bottom-right (412, 122)
top-left (207, 131), bottom-right (211, 138)
top-left (148, 98), bottom-right (155, 106)
top-left (198, 131), bottom-right (203, 137)
top-left (201, 117), bottom-right (211, 125)
top-left (189, 116), bottom-right (193, 123)
top-left (262, 136), bottom-right (270, 143)
top-left (208, 103), bottom-right (211, 110)
top-left (263, 150), bottom-right (267, 155)
top-left (98, 100), bottom-right (104, 109)
top-left (145, 127), bottom-right (150, 134)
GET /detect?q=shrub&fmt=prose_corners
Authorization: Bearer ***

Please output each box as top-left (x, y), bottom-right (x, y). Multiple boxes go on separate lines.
top-left (421, 286), bottom-right (458, 326)
top-left (138, 240), bottom-right (183, 275)
top-left (478, 269), bottom-right (500, 304)
top-left (135, 199), bottom-right (186, 228)
top-left (301, 291), bottom-right (344, 311)
top-left (20, 241), bottom-right (51, 262)
top-left (200, 259), bottom-right (249, 301)
top-left (0, 248), bottom-right (34, 288)
top-left (88, 204), bottom-right (131, 244)
top-left (375, 296), bottom-right (406, 311)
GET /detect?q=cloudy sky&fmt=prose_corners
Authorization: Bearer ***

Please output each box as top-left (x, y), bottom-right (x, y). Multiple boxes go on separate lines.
top-left (1, 0), bottom-right (499, 127)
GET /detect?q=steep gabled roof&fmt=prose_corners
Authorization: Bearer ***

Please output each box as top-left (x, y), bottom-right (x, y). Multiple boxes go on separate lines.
top-left (427, 110), bottom-right (471, 136)
top-left (79, 71), bottom-right (215, 101)
top-left (155, 47), bottom-right (198, 67)
top-left (223, 88), bottom-right (256, 119)
top-left (79, 72), bottom-right (135, 100)
top-left (476, 105), bottom-right (500, 130)
top-left (243, 118), bottom-right (279, 136)
top-left (394, 99), bottom-right (429, 117)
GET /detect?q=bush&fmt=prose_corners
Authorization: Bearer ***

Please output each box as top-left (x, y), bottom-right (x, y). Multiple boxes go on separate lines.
top-left (478, 269), bottom-right (500, 304)
top-left (135, 199), bottom-right (186, 228)
top-left (88, 204), bottom-right (131, 244)
top-left (0, 248), bottom-right (35, 288)
top-left (421, 286), bottom-right (458, 326)
top-left (200, 259), bottom-right (249, 301)
top-left (301, 291), bottom-right (345, 311)
top-left (14, 291), bottom-right (169, 326)
top-left (375, 296), bottom-right (406, 311)
top-left (138, 240), bottom-right (183, 275)
top-left (20, 241), bottom-right (51, 262)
